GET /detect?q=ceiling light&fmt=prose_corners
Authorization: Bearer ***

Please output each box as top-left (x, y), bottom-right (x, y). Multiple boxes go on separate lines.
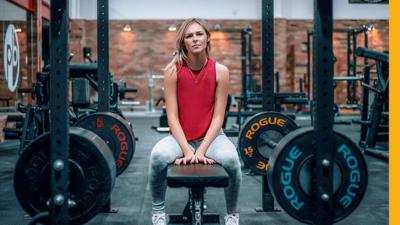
top-left (363, 24), bottom-right (375, 32)
top-left (123, 24), bottom-right (132, 32)
top-left (168, 24), bottom-right (177, 32)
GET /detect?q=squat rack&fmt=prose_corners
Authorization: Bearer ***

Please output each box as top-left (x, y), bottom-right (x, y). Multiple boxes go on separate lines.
top-left (49, 0), bottom-right (335, 223)
top-left (49, 0), bottom-right (69, 224)
top-left (260, 0), bottom-right (335, 224)
top-left (312, 0), bottom-right (335, 224)
top-left (49, 0), bottom-right (110, 224)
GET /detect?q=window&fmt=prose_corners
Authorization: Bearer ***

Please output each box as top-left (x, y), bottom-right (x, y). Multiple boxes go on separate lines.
top-left (0, 1), bottom-right (34, 110)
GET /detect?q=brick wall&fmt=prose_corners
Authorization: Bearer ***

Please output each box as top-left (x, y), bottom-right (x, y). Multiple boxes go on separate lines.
top-left (287, 20), bottom-right (389, 105)
top-left (68, 19), bottom-right (388, 108)
top-left (0, 18), bottom-right (389, 141)
top-left (0, 19), bottom-right (388, 108)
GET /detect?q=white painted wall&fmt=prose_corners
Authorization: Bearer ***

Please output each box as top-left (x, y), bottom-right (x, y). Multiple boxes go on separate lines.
top-left (283, 0), bottom-right (388, 19)
top-left (69, 0), bottom-right (388, 20)
top-left (69, 0), bottom-right (80, 19)
top-left (70, 0), bottom-right (264, 20)
top-left (334, 0), bottom-right (388, 19)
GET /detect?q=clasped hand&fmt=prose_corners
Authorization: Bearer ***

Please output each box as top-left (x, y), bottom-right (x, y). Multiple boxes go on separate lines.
top-left (174, 151), bottom-right (216, 165)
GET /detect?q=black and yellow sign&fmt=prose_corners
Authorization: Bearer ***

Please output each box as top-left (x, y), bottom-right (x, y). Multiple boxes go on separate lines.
top-left (238, 112), bottom-right (298, 175)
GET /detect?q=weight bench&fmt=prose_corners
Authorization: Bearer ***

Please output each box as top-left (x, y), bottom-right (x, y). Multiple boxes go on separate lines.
top-left (166, 164), bottom-right (229, 225)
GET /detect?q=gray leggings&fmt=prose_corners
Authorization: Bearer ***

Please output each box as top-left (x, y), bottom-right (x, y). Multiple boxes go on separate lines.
top-left (148, 132), bottom-right (242, 214)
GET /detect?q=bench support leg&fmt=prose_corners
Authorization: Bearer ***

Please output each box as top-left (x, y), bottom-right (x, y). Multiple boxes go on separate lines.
top-left (190, 188), bottom-right (204, 224)
top-left (168, 188), bottom-right (220, 225)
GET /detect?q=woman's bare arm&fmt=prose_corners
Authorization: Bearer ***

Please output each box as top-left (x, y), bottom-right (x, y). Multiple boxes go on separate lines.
top-left (163, 64), bottom-right (195, 164)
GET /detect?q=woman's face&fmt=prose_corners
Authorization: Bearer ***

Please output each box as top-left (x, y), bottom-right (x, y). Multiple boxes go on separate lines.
top-left (183, 22), bottom-right (209, 55)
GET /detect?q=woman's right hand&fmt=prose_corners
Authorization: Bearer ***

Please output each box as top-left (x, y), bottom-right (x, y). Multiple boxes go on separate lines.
top-left (174, 151), bottom-right (195, 165)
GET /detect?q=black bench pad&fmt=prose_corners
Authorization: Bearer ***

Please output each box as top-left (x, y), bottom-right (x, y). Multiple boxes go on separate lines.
top-left (167, 164), bottom-right (229, 188)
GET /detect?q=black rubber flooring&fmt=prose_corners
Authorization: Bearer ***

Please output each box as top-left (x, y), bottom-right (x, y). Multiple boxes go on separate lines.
top-left (0, 116), bottom-right (388, 225)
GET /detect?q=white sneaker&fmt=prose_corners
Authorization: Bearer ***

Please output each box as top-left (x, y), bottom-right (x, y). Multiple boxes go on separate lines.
top-left (152, 212), bottom-right (167, 225)
top-left (224, 213), bottom-right (239, 225)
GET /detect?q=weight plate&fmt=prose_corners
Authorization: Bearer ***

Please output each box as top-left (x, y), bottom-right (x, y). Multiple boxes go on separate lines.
top-left (238, 111), bottom-right (298, 175)
top-left (14, 127), bottom-right (116, 225)
top-left (74, 112), bottom-right (135, 175)
top-left (268, 127), bottom-right (368, 224)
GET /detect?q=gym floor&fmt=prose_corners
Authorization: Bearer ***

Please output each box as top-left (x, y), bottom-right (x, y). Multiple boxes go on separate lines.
top-left (0, 115), bottom-right (388, 225)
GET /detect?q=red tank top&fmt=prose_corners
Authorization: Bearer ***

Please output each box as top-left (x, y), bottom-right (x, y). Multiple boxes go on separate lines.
top-left (176, 59), bottom-right (217, 141)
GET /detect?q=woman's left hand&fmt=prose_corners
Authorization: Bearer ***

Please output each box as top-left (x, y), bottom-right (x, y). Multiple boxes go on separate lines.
top-left (192, 151), bottom-right (216, 165)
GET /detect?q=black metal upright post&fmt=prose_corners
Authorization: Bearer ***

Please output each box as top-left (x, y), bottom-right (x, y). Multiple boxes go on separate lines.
top-left (346, 31), bottom-right (352, 103)
top-left (351, 30), bottom-right (358, 104)
top-left (258, 0), bottom-right (276, 212)
top-left (97, 0), bottom-right (114, 212)
top-left (307, 31), bottom-right (312, 100)
top-left (359, 29), bottom-right (370, 144)
top-left (241, 29), bottom-right (248, 110)
top-left (97, 0), bottom-right (110, 112)
top-left (262, 0), bottom-right (274, 112)
top-left (352, 31), bottom-right (357, 78)
top-left (248, 28), bottom-right (255, 92)
top-left (360, 64), bottom-right (370, 145)
top-left (275, 71), bottom-right (280, 93)
top-left (347, 31), bottom-right (351, 77)
top-left (49, 0), bottom-right (70, 224)
top-left (307, 31), bottom-right (314, 125)
top-left (312, 0), bottom-right (334, 224)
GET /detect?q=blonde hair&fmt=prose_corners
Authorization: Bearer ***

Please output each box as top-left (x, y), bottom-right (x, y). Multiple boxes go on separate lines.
top-left (166, 18), bottom-right (211, 71)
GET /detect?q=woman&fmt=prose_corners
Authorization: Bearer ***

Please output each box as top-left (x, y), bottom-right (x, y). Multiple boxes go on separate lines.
top-left (149, 18), bottom-right (242, 225)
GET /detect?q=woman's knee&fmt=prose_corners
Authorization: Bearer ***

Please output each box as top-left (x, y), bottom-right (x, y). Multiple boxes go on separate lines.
top-left (220, 151), bottom-right (241, 171)
top-left (150, 146), bottom-right (170, 169)
top-left (152, 144), bottom-right (169, 159)
top-left (150, 136), bottom-right (180, 165)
